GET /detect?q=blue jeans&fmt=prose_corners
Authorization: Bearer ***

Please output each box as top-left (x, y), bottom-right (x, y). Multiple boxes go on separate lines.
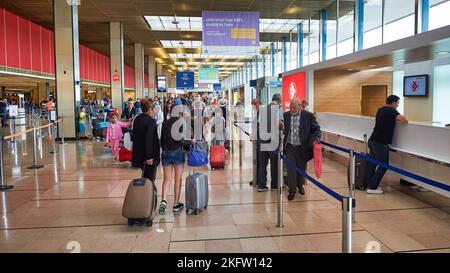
top-left (367, 140), bottom-right (390, 190)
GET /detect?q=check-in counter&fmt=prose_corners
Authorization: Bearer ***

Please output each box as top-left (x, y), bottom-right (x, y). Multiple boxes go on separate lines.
top-left (316, 112), bottom-right (450, 197)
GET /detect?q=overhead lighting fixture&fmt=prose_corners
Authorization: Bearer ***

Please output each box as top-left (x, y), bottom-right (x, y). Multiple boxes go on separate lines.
top-left (369, 64), bottom-right (376, 67)
top-left (395, 59), bottom-right (405, 62)
top-left (347, 68), bottom-right (353, 71)
top-left (437, 51), bottom-right (449, 55)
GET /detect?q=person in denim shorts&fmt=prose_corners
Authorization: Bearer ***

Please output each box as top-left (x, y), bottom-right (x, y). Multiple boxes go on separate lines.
top-left (159, 103), bottom-right (195, 215)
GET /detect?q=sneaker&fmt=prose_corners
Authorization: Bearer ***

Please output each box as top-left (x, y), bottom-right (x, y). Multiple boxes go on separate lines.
top-left (366, 187), bottom-right (384, 194)
top-left (173, 203), bottom-right (185, 213)
top-left (257, 186), bottom-right (269, 192)
top-left (159, 200), bottom-right (167, 215)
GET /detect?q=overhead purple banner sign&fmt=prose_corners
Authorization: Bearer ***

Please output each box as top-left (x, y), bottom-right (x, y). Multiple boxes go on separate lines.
top-left (202, 11), bottom-right (260, 56)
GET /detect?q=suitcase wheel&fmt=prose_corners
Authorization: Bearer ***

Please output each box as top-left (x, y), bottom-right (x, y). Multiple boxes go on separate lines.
top-left (146, 220), bottom-right (153, 227)
top-left (127, 219), bottom-right (133, 226)
top-left (194, 209), bottom-right (200, 215)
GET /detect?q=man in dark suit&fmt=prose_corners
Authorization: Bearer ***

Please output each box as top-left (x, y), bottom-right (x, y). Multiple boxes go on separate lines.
top-left (121, 100), bottom-right (136, 120)
top-left (283, 98), bottom-right (321, 201)
top-left (131, 100), bottom-right (160, 182)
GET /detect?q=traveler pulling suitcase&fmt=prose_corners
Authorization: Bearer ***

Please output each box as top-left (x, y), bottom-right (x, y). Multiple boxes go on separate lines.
top-left (185, 170), bottom-right (209, 215)
top-left (210, 145), bottom-right (226, 169)
top-left (122, 165), bottom-right (157, 226)
top-left (347, 134), bottom-right (370, 190)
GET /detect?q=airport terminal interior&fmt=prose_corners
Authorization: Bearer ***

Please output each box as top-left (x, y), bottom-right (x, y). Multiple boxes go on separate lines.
top-left (0, 0), bottom-right (450, 254)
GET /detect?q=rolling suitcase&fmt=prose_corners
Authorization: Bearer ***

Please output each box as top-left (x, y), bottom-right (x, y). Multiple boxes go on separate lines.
top-left (185, 171), bottom-right (208, 215)
top-left (347, 134), bottom-right (370, 190)
top-left (122, 165), bottom-right (157, 226)
top-left (210, 145), bottom-right (226, 169)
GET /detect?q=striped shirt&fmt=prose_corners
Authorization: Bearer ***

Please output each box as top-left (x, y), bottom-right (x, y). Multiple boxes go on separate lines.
top-left (288, 112), bottom-right (301, 146)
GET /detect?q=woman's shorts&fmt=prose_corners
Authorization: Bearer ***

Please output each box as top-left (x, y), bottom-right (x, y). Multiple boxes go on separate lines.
top-left (162, 150), bottom-right (185, 166)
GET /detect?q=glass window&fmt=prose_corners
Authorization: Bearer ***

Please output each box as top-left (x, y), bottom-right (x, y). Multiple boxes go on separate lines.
top-left (338, 0), bottom-right (355, 56)
top-left (429, 0), bottom-right (450, 30)
top-left (275, 42), bottom-right (283, 75)
top-left (326, 2), bottom-right (338, 60)
top-left (289, 29), bottom-right (298, 71)
top-left (433, 64), bottom-right (450, 125)
top-left (302, 20), bottom-right (310, 66)
top-left (309, 14), bottom-right (320, 64)
top-left (383, 0), bottom-right (415, 43)
top-left (363, 0), bottom-right (383, 49)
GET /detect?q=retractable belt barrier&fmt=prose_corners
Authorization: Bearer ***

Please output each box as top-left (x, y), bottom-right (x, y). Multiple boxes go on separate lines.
top-left (0, 118), bottom-right (64, 192)
top-left (354, 151), bottom-right (450, 192)
top-left (233, 123), bottom-right (353, 253)
top-left (320, 140), bottom-right (450, 193)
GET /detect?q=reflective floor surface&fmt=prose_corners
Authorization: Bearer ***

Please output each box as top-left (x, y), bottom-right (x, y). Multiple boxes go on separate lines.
top-left (0, 124), bottom-right (449, 253)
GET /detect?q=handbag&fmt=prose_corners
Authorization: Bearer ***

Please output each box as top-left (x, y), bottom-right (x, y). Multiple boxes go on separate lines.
top-left (123, 132), bottom-right (133, 150)
top-left (313, 143), bottom-right (323, 179)
top-left (187, 143), bottom-right (208, 167)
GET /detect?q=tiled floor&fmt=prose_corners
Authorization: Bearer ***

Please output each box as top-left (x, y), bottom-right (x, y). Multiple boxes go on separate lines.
top-left (0, 127), bottom-right (449, 253)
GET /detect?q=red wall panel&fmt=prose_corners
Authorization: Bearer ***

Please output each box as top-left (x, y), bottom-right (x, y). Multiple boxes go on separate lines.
top-left (50, 34), bottom-right (54, 74)
top-left (0, 9), bottom-right (7, 66)
top-left (30, 22), bottom-right (42, 72)
top-left (18, 17), bottom-right (31, 70)
top-left (2, 8), bottom-right (111, 85)
top-left (41, 28), bottom-right (51, 73)
top-left (5, 10), bottom-right (19, 68)
top-left (144, 73), bottom-right (149, 88)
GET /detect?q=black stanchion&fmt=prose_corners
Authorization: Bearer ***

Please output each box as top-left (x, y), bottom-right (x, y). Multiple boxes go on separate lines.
top-left (0, 136), bottom-right (13, 191)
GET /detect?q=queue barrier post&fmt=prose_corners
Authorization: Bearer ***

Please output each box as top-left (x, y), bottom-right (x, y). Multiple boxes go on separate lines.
top-left (0, 136), bottom-right (13, 191)
top-left (349, 149), bottom-right (356, 223)
top-left (342, 196), bottom-right (353, 253)
top-left (60, 117), bottom-right (65, 145)
top-left (11, 117), bottom-right (16, 143)
top-left (277, 150), bottom-right (284, 228)
top-left (50, 122), bottom-right (57, 154)
top-left (27, 127), bottom-right (44, 169)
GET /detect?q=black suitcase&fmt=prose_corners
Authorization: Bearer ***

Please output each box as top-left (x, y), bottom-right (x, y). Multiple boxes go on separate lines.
top-left (347, 134), bottom-right (369, 190)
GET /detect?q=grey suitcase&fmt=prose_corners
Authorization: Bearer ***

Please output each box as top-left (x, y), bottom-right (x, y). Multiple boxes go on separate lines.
top-left (122, 166), bottom-right (157, 226)
top-left (185, 172), bottom-right (209, 215)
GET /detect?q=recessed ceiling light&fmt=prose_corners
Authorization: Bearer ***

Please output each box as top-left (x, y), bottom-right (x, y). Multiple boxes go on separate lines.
top-left (347, 68), bottom-right (353, 71)
top-left (437, 51), bottom-right (449, 55)
top-left (369, 64), bottom-right (376, 67)
top-left (395, 59), bottom-right (405, 62)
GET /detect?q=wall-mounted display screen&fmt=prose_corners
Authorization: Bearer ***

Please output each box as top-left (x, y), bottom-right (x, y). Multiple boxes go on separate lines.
top-left (404, 75), bottom-right (428, 97)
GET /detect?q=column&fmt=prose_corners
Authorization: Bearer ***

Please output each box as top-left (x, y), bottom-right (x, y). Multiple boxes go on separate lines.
top-left (37, 82), bottom-right (49, 102)
top-left (271, 43), bottom-right (275, 77)
top-left (320, 9), bottom-right (327, 62)
top-left (53, 0), bottom-right (81, 139)
top-left (298, 23), bottom-right (304, 67)
top-left (354, 0), bottom-right (364, 51)
top-left (110, 22), bottom-right (124, 112)
top-left (282, 36), bottom-right (287, 72)
top-left (134, 43), bottom-right (144, 99)
top-left (416, 0), bottom-right (430, 34)
top-left (147, 55), bottom-right (156, 98)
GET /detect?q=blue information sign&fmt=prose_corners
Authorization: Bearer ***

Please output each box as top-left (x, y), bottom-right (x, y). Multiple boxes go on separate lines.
top-left (176, 72), bottom-right (195, 89)
top-left (213, 83), bottom-right (222, 91)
